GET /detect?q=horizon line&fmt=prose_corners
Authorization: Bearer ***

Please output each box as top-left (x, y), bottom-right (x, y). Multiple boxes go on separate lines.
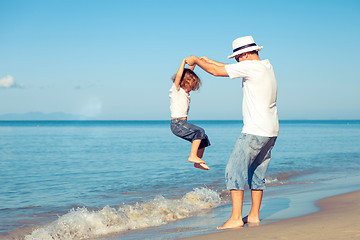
top-left (0, 119), bottom-right (359, 122)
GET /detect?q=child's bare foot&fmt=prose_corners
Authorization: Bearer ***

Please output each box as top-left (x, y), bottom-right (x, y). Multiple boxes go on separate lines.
top-left (188, 156), bottom-right (205, 164)
top-left (242, 215), bottom-right (260, 226)
top-left (217, 218), bottom-right (244, 230)
top-left (194, 163), bottom-right (210, 170)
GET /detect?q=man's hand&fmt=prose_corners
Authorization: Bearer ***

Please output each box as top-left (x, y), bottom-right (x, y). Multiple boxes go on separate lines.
top-left (185, 55), bottom-right (198, 66)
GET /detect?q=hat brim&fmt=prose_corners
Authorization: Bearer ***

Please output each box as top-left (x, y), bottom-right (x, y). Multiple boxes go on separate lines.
top-left (228, 46), bottom-right (263, 59)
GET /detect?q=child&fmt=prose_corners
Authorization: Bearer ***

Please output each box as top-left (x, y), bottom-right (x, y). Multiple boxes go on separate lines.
top-left (169, 59), bottom-right (211, 170)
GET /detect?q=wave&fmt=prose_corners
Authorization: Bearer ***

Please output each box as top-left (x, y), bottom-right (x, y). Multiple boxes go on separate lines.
top-left (8, 171), bottom-right (312, 240)
top-left (265, 170), bottom-right (315, 186)
top-left (24, 187), bottom-right (222, 240)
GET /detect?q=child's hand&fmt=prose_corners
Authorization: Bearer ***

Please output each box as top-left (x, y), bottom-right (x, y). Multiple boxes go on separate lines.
top-left (184, 58), bottom-right (195, 67)
top-left (185, 56), bottom-right (197, 66)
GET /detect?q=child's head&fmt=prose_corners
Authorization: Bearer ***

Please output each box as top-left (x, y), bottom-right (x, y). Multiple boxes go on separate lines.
top-left (172, 69), bottom-right (201, 91)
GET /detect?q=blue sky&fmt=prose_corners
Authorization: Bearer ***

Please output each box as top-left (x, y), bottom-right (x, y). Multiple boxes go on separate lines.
top-left (1, 0), bottom-right (359, 120)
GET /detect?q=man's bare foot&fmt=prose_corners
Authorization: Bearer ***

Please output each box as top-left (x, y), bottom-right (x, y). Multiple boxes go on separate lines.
top-left (242, 215), bottom-right (260, 226)
top-left (188, 156), bottom-right (205, 164)
top-left (194, 163), bottom-right (210, 170)
top-left (217, 218), bottom-right (244, 230)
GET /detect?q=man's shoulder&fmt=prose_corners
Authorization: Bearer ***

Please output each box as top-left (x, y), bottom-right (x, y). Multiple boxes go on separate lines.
top-left (226, 60), bottom-right (267, 70)
top-left (244, 59), bottom-right (273, 70)
top-left (230, 59), bottom-right (268, 66)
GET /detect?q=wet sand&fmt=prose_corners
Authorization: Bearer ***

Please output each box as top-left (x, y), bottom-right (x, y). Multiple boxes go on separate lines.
top-left (184, 190), bottom-right (360, 240)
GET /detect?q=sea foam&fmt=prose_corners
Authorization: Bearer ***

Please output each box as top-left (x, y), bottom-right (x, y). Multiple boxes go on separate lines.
top-left (24, 187), bottom-right (221, 240)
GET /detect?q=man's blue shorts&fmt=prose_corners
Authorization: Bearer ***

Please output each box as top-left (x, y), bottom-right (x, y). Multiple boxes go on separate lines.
top-left (225, 133), bottom-right (277, 190)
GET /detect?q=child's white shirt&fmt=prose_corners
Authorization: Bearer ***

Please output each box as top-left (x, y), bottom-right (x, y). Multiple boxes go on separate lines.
top-left (169, 83), bottom-right (190, 118)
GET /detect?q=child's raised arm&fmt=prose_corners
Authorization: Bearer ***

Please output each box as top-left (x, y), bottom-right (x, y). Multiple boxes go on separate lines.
top-left (188, 63), bottom-right (196, 71)
top-left (173, 59), bottom-right (186, 89)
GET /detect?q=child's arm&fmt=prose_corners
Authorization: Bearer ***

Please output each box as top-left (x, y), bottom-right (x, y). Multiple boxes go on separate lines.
top-left (187, 64), bottom-right (196, 71)
top-left (173, 59), bottom-right (186, 89)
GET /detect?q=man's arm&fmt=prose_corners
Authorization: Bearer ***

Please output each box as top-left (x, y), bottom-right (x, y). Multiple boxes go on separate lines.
top-left (200, 56), bottom-right (226, 67)
top-left (186, 56), bottom-right (229, 77)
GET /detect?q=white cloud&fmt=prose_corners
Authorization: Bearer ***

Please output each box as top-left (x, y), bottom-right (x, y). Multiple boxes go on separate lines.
top-left (0, 75), bottom-right (14, 88)
top-left (0, 75), bottom-right (24, 88)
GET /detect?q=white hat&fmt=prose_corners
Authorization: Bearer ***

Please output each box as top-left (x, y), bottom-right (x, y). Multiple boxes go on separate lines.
top-left (228, 36), bottom-right (263, 59)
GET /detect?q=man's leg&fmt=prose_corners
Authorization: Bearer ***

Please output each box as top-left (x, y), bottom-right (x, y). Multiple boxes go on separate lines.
top-left (217, 190), bottom-right (244, 230)
top-left (243, 189), bottom-right (262, 225)
top-left (243, 137), bottom-right (276, 224)
top-left (245, 137), bottom-right (276, 224)
top-left (220, 134), bottom-right (249, 229)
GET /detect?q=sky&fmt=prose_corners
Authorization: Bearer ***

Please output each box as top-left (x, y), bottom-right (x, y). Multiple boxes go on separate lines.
top-left (1, 0), bottom-right (359, 120)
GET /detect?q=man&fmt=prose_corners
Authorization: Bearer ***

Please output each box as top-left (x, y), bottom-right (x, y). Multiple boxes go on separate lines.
top-left (185, 36), bottom-right (279, 229)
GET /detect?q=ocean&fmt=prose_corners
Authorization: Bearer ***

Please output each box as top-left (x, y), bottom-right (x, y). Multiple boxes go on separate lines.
top-left (1, 120), bottom-right (360, 240)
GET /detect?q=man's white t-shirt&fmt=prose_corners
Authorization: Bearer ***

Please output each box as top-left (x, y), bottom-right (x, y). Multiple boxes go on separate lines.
top-left (225, 59), bottom-right (279, 137)
top-left (169, 84), bottom-right (190, 118)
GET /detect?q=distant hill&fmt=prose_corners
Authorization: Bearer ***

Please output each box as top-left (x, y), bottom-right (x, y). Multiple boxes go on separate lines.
top-left (0, 112), bottom-right (93, 120)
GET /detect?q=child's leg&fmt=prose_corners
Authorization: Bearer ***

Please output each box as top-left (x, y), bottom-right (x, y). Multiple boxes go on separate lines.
top-left (188, 139), bottom-right (205, 164)
top-left (197, 147), bottom-right (205, 158)
top-left (194, 147), bottom-right (210, 170)
top-left (171, 119), bottom-right (210, 166)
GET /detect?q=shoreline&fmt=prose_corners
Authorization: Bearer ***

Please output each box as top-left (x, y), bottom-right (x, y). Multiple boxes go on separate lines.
top-left (183, 190), bottom-right (360, 240)
top-left (2, 183), bottom-right (359, 240)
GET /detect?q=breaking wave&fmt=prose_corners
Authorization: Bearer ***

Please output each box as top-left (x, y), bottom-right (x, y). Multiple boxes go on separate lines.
top-left (24, 187), bottom-right (221, 240)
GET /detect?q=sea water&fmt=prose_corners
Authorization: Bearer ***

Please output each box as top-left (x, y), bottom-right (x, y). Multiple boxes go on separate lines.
top-left (0, 120), bottom-right (359, 240)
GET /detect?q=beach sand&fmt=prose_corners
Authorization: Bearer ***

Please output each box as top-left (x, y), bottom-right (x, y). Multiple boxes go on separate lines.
top-left (184, 190), bottom-right (360, 240)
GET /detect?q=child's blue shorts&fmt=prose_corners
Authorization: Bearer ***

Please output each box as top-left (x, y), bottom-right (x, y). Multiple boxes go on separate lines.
top-left (225, 133), bottom-right (277, 190)
top-left (170, 118), bottom-right (211, 149)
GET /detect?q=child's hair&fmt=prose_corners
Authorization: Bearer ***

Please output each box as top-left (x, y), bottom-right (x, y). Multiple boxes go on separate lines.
top-left (172, 69), bottom-right (201, 91)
